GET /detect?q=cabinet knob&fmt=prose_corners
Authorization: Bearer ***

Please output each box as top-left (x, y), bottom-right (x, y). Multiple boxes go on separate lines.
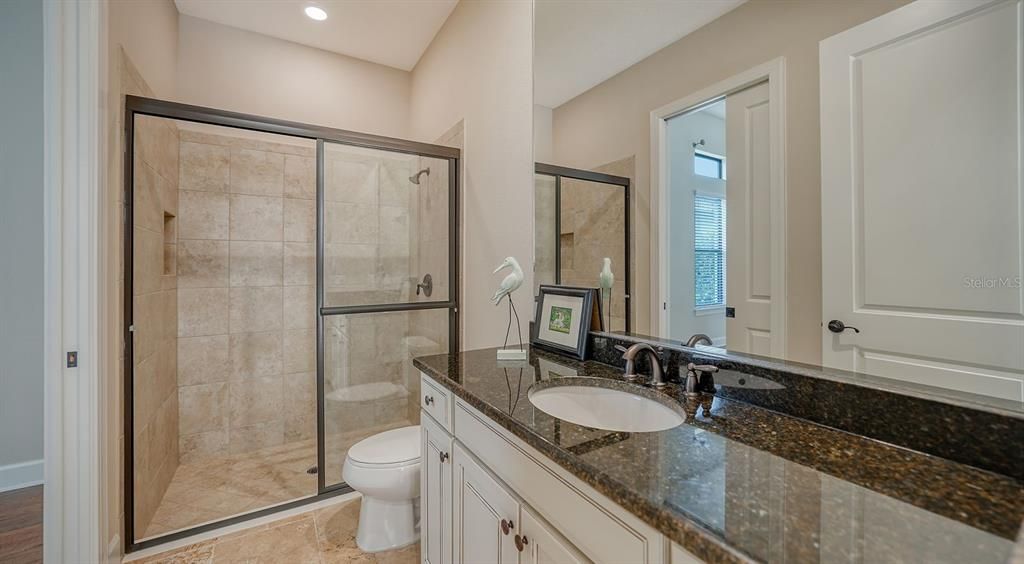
top-left (424, 395), bottom-right (434, 405)
top-left (514, 534), bottom-right (529, 552)
top-left (439, 451), bottom-right (449, 463)
top-left (500, 519), bottom-right (514, 535)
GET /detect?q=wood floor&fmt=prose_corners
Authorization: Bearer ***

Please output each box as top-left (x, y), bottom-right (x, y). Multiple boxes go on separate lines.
top-left (0, 485), bottom-right (43, 564)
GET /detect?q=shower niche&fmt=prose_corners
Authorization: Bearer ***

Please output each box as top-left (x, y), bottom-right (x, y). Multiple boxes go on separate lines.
top-left (125, 97), bottom-right (458, 550)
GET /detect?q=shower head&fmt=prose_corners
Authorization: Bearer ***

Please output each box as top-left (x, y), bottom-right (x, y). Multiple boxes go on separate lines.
top-left (409, 168), bottom-right (431, 185)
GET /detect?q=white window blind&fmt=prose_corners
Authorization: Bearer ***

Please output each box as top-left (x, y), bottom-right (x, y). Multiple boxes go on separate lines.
top-left (694, 194), bottom-right (726, 308)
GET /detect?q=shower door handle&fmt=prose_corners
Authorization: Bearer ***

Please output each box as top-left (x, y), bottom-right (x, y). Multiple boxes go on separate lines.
top-left (416, 274), bottom-right (433, 297)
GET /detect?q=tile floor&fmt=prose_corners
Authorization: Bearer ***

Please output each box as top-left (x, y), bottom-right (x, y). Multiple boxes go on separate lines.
top-left (144, 439), bottom-right (318, 538)
top-left (143, 420), bottom-right (414, 539)
top-left (135, 497), bottom-right (418, 564)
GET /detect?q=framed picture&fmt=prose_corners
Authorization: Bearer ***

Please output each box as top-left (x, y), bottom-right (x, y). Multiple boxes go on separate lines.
top-left (531, 285), bottom-right (602, 359)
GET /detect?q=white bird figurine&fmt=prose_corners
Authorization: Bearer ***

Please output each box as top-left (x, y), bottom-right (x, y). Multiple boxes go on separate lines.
top-left (599, 258), bottom-right (614, 330)
top-left (599, 257), bottom-right (614, 292)
top-left (491, 256), bottom-right (524, 305)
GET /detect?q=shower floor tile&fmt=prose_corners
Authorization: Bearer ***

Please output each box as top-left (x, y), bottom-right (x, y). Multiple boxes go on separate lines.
top-left (142, 419), bottom-right (415, 540)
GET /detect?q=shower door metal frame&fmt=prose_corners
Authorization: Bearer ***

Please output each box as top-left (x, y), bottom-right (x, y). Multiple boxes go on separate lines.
top-left (535, 162), bottom-right (632, 331)
top-left (315, 139), bottom-right (460, 495)
top-left (122, 95), bottom-right (460, 552)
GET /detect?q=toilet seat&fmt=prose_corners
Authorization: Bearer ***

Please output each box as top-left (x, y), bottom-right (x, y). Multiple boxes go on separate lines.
top-left (342, 425), bottom-right (423, 552)
top-left (347, 425), bottom-right (420, 466)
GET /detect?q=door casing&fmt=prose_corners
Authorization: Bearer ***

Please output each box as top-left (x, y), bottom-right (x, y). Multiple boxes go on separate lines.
top-left (650, 58), bottom-right (788, 357)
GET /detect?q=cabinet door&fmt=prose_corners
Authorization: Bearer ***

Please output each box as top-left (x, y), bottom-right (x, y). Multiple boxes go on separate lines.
top-left (452, 443), bottom-right (520, 564)
top-left (519, 505), bottom-right (590, 564)
top-left (422, 415), bottom-right (453, 564)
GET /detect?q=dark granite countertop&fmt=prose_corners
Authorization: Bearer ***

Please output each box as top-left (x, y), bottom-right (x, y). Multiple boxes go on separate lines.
top-left (413, 346), bottom-right (1024, 564)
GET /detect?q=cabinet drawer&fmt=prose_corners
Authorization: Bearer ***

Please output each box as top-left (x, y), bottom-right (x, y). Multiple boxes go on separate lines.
top-left (420, 372), bottom-right (452, 432)
top-left (454, 399), bottom-right (664, 564)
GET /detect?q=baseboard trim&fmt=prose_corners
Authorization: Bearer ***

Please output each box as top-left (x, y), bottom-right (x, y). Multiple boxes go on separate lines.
top-left (0, 459), bottom-right (44, 493)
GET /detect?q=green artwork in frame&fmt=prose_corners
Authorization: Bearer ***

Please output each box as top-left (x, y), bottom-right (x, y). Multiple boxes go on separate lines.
top-left (548, 306), bottom-right (573, 334)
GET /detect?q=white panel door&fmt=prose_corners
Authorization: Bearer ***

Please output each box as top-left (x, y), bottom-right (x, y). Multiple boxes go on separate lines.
top-left (726, 81), bottom-right (774, 356)
top-left (452, 443), bottom-right (520, 564)
top-left (820, 0), bottom-right (1024, 400)
top-left (422, 415), bottom-right (453, 564)
top-left (519, 505), bottom-right (590, 564)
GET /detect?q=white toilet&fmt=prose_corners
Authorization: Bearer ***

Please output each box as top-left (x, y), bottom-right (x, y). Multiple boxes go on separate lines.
top-left (342, 425), bottom-right (422, 553)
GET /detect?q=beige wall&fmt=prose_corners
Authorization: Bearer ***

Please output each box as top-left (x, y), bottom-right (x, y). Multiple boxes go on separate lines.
top-left (109, 0), bottom-right (179, 98)
top-left (534, 104), bottom-right (554, 163)
top-left (176, 15), bottom-right (411, 139)
top-left (410, 0), bottom-right (534, 351)
top-left (549, 0), bottom-right (909, 364)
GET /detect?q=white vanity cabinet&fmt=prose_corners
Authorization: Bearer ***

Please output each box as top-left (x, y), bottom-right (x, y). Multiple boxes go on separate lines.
top-left (421, 413), bottom-right (453, 564)
top-left (452, 442), bottom-right (521, 563)
top-left (419, 371), bottom-right (702, 564)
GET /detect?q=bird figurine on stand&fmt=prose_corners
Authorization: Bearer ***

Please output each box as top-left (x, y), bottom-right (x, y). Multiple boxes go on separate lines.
top-left (492, 256), bottom-right (527, 360)
top-left (599, 258), bottom-right (614, 331)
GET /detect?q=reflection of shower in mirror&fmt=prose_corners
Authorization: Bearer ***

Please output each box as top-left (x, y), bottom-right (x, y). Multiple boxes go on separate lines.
top-left (599, 257), bottom-right (614, 330)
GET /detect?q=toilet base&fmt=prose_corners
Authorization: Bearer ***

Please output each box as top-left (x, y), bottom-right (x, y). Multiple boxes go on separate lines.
top-left (355, 495), bottom-right (420, 553)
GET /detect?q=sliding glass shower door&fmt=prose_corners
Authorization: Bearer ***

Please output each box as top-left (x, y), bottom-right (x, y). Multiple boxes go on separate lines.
top-left (317, 141), bottom-right (457, 490)
top-left (124, 95), bottom-right (459, 551)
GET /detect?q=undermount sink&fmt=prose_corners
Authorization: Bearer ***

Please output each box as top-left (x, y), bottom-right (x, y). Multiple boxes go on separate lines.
top-left (528, 383), bottom-right (685, 432)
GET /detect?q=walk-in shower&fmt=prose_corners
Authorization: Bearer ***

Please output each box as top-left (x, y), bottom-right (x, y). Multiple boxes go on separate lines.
top-left (124, 96), bottom-right (458, 551)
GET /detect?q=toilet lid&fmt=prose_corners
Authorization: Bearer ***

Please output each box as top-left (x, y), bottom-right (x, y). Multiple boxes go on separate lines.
top-left (347, 425), bottom-right (421, 465)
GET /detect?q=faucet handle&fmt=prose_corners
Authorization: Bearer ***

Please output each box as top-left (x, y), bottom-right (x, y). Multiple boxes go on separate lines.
top-left (614, 344), bottom-right (628, 355)
top-left (687, 363), bottom-right (719, 373)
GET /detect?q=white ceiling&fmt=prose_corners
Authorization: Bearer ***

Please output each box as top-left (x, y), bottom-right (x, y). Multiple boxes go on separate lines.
top-left (174, 0), bottom-right (458, 71)
top-left (534, 0), bottom-right (746, 108)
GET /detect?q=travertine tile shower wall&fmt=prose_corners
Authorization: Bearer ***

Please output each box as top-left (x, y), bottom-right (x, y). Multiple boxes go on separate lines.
top-left (132, 114), bottom-right (180, 533)
top-left (175, 129), bottom-right (317, 463)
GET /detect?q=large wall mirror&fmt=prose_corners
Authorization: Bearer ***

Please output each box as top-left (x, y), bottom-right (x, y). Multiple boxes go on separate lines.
top-left (533, 0), bottom-right (1023, 408)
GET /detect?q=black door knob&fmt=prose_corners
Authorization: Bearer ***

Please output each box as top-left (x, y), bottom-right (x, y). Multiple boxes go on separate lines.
top-left (827, 320), bottom-right (860, 334)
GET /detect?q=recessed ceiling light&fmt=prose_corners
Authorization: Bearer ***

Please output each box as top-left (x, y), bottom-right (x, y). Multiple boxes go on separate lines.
top-left (304, 6), bottom-right (327, 21)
